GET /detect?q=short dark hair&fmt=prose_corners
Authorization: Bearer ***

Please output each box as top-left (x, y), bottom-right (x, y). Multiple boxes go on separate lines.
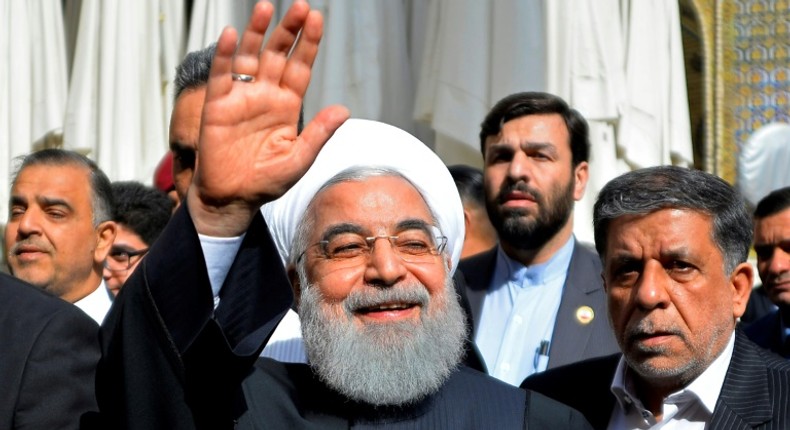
top-left (172, 44), bottom-right (304, 132)
top-left (754, 186), bottom-right (790, 219)
top-left (448, 164), bottom-right (485, 209)
top-left (479, 92), bottom-right (590, 166)
top-left (12, 149), bottom-right (114, 227)
top-left (593, 166), bottom-right (752, 273)
top-left (111, 181), bottom-right (173, 246)
top-left (173, 44), bottom-right (216, 102)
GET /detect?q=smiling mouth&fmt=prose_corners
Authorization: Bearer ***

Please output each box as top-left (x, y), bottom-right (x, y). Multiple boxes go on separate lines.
top-left (358, 302), bottom-right (417, 313)
top-left (355, 302), bottom-right (421, 321)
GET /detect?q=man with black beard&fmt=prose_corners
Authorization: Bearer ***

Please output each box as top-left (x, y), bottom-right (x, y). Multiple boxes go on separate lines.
top-left (242, 119), bottom-right (592, 428)
top-left (458, 92), bottom-right (618, 386)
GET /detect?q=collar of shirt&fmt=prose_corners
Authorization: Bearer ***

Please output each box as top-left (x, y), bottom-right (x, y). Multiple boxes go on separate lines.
top-left (74, 279), bottom-right (114, 324)
top-left (609, 331), bottom-right (735, 426)
top-left (493, 235), bottom-right (575, 288)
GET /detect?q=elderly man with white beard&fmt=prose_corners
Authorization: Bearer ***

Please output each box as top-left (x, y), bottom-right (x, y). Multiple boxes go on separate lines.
top-left (90, 2), bottom-right (591, 428)
top-left (236, 119), bottom-right (593, 429)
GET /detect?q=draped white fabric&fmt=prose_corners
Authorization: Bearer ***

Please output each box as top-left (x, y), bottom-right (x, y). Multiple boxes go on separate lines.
top-left (545, 0), bottom-right (692, 244)
top-left (413, 0), bottom-right (545, 167)
top-left (2, 1), bottom-right (693, 242)
top-left (63, 0), bottom-right (185, 183)
top-left (737, 123), bottom-right (790, 207)
top-left (1, 0), bottom-right (69, 222)
top-left (618, 0), bottom-right (693, 169)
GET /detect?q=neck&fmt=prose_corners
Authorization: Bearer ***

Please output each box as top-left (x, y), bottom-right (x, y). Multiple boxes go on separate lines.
top-left (61, 271), bottom-right (102, 303)
top-left (500, 218), bottom-right (574, 266)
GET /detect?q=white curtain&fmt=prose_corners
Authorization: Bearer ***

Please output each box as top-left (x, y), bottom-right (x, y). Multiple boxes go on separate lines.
top-left (63, 0), bottom-right (185, 183)
top-left (1, 0), bottom-right (694, 236)
top-left (737, 123), bottom-right (790, 207)
top-left (545, 0), bottom-right (692, 244)
top-left (413, 0), bottom-right (545, 167)
top-left (618, 0), bottom-right (693, 169)
top-left (0, 0), bottom-right (69, 222)
top-left (546, 0), bottom-right (628, 245)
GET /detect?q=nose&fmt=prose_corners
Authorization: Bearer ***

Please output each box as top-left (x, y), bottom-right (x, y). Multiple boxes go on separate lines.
top-left (506, 151), bottom-right (531, 183)
top-left (632, 261), bottom-right (671, 310)
top-left (767, 247), bottom-right (790, 276)
top-left (364, 237), bottom-right (408, 287)
top-left (14, 209), bottom-right (42, 238)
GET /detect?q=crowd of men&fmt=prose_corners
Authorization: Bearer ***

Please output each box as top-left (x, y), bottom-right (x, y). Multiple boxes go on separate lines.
top-left (2, 1), bottom-right (790, 429)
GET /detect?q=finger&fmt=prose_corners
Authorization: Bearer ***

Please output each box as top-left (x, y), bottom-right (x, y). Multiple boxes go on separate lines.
top-left (281, 9), bottom-right (323, 96)
top-left (295, 105), bottom-right (350, 166)
top-left (232, 2), bottom-right (274, 76)
top-left (205, 27), bottom-right (239, 102)
top-left (257, 0), bottom-right (310, 82)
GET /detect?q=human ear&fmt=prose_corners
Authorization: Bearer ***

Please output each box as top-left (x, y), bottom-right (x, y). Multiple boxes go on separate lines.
top-left (730, 262), bottom-right (754, 319)
top-left (94, 221), bottom-right (117, 263)
top-left (287, 264), bottom-right (302, 308)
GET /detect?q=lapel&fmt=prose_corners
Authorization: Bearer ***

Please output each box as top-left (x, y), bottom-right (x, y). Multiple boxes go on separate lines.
top-left (709, 331), bottom-right (774, 429)
top-left (458, 247), bottom-right (498, 333)
top-left (547, 243), bottom-right (604, 367)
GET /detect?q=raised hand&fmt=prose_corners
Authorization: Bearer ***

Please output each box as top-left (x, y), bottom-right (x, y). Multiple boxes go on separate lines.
top-left (188, 1), bottom-right (349, 236)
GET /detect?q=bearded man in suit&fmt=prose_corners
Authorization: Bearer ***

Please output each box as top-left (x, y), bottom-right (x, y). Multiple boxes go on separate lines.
top-left (459, 92), bottom-right (618, 385)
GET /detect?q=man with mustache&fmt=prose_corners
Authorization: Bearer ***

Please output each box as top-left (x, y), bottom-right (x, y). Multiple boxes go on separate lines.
top-left (5, 149), bottom-right (116, 324)
top-left (459, 92), bottom-right (618, 385)
top-left (250, 119), bottom-right (590, 428)
top-left (523, 166), bottom-right (790, 429)
top-left (745, 186), bottom-right (790, 357)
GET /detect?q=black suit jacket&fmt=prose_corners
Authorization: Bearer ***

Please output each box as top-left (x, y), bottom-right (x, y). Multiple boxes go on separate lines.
top-left (744, 310), bottom-right (789, 357)
top-left (0, 272), bottom-right (99, 429)
top-left (237, 358), bottom-right (593, 429)
top-left (458, 242), bottom-right (618, 370)
top-left (89, 206), bottom-right (293, 429)
top-left (522, 330), bottom-right (790, 430)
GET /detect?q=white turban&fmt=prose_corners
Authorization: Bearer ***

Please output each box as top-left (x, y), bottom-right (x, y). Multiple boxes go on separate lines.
top-left (261, 118), bottom-right (464, 274)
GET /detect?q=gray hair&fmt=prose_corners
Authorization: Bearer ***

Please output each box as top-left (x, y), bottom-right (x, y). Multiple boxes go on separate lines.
top-left (290, 166), bottom-right (443, 273)
top-left (172, 44), bottom-right (304, 131)
top-left (173, 44), bottom-right (216, 102)
top-left (593, 166), bottom-right (752, 274)
top-left (12, 149), bottom-right (114, 227)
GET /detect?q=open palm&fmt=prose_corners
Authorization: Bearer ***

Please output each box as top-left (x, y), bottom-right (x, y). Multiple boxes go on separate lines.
top-left (190, 1), bottom-right (348, 235)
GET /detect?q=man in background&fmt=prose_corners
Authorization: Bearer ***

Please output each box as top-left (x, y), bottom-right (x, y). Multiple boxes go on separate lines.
top-left (745, 186), bottom-right (790, 356)
top-left (524, 166), bottom-right (790, 429)
top-left (103, 181), bottom-right (173, 296)
top-left (5, 149), bottom-right (116, 324)
top-left (460, 92), bottom-right (617, 385)
top-left (449, 164), bottom-right (497, 258)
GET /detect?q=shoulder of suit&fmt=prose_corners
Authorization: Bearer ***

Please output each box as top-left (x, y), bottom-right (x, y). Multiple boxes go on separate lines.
top-left (0, 272), bottom-right (93, 325)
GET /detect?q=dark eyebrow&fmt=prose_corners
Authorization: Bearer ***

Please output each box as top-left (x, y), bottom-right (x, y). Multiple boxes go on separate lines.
top-left (40, 196), bottom-right (74, 211)
top-left (521, 142), bottom-right (558, 156)
top-left (607, 254), bottom-right (638, 267)
top-left (10, 195), bottom-right (27, 206)
top-left (320, 223), bottom-right (366, 241)
top-left (394, 218), bottom-right (433, 233)
top-left (659, 248), bottom-right (692, 262)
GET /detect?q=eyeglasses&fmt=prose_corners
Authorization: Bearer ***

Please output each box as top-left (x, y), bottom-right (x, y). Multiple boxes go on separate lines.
top-left (298, 226), bottom-right (447, 267)
top-left (104, 248), bottom-right (149, 272)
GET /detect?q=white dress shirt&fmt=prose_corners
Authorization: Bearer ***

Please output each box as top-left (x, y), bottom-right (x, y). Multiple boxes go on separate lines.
top-left (608, 332), bottom-right (735, 429)
top-left (475, 237), bottom-right (574, 385)
top-left (74, 280), bottom-right (113, 324)
top-left (199, 232), bottom-right (307, 363)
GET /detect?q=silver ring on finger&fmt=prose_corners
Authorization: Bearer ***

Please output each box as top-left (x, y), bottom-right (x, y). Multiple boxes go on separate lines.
top-left (232, 73), bottom-right (255, 83)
